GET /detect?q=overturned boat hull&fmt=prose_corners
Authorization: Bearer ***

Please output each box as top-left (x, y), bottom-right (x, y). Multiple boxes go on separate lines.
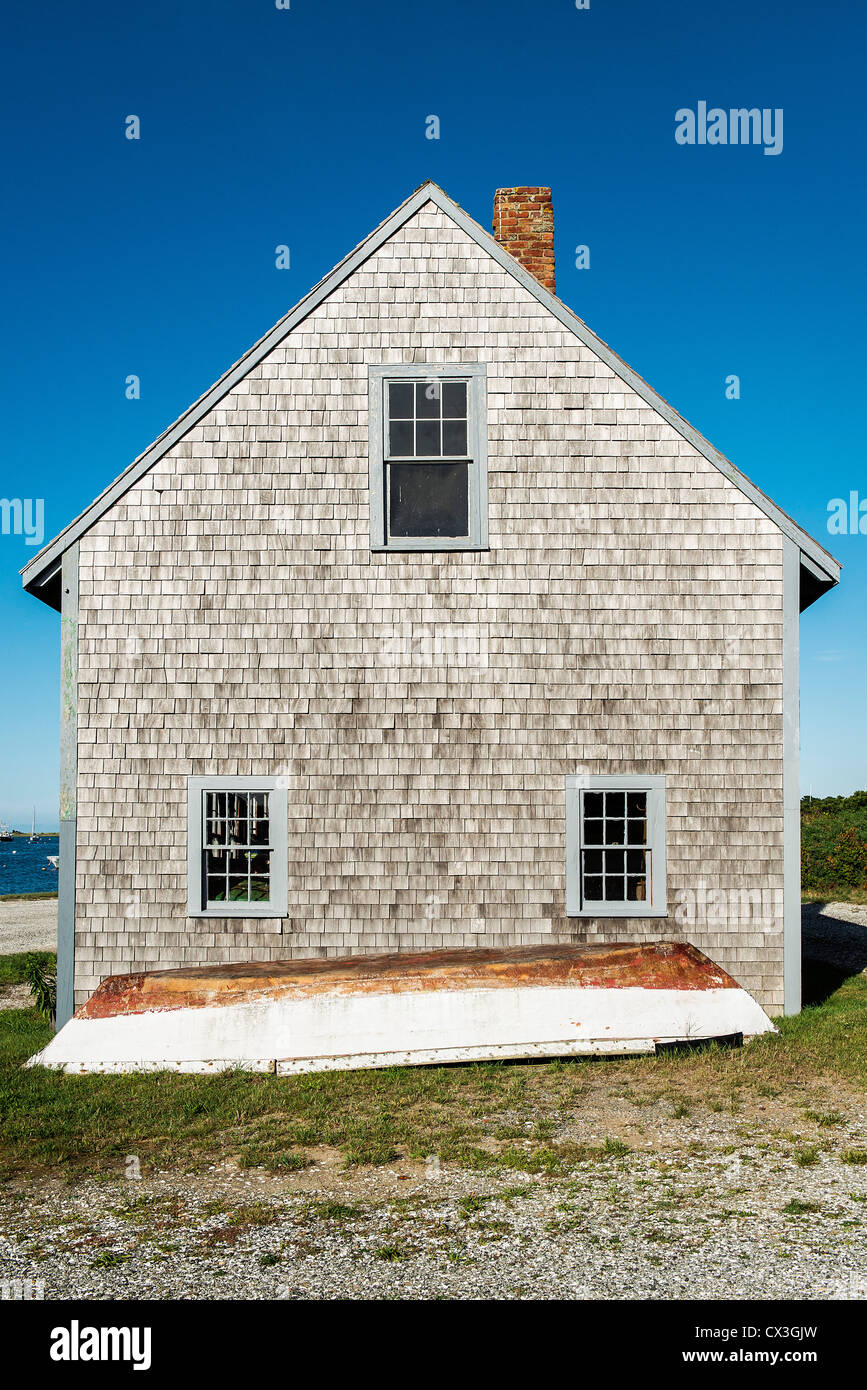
top-left (28, 942), bottom-right (775, 1076)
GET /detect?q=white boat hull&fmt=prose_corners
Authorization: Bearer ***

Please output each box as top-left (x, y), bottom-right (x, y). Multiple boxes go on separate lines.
top-left (28, 943), bottom-right (775, 1076)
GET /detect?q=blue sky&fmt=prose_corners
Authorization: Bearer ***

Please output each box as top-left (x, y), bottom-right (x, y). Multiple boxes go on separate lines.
top-left (1, 0), bottom-right (864, 828)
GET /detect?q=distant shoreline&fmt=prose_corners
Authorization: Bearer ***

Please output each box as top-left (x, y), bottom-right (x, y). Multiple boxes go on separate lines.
top-left (3, 831), bottom-right (60, 838)
top-left (0, 892), bottom-right (58, 902)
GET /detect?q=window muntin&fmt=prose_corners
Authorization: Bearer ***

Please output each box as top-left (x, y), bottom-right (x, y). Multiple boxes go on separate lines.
top-left (565, 774), bottom-right (667, 917)
top-left (203, 790), bottom-right (272, 906)
top-left (369, 364), bottom-right (487, 551)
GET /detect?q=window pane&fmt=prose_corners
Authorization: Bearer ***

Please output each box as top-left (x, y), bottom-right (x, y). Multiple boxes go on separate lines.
top-left (247, 850), bottom-right (271, 876)
top-left (207, 877), bottom-right (227, 902)
top-left (583, 818), bottom-right (604, 845)
top-left (583, 849), bottom-right (603, 875)
top-left (627, 792), bottom-right (647, 818)
top-left (249, 876), bottom-right (271, 902)
top-left (626, 849), bottom-right (646, 874)
top-left (441, 381), bottom-right (467, 418)
top-left (605, 792), bottom-right (625, 817)
top-left (583, 875), bottom-right (603, 900)
top-left (206, 819), bottom-right (226, 846)
top-left (627, 818), bottom-right (646, 845)
top-left (416, 381), bottom-right (441, 418)
top-left (388, 462), bottom-right (470, 539)
top-left (388, 419), bottom-right (414, 457)
top-left (206, 850), bottom-right (227, 874)
top-left (605, 849), bottom-right (624, 875)
top-left (583, 792), bottom-right (604, 818)
top-left (626, 877), bottom-right (647, 901)
top-left (606, 819), bottom-right (625, 845)
top-left (415, 419), bottom-right (441, 456)
top-left (442, 420), bottom-right (468, 456)
top-left (205, 792), bottom-right (226, 820)
top-left (388, 382), bottom-right (414, 418)
top-left (604, 876), bottom-right (624, 900)
top-left (228, 877), bottom-right (251, 902)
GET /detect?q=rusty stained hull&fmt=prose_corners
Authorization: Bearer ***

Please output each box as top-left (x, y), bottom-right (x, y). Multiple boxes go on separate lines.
top-left (28, 942), bottom-right (775, 1075)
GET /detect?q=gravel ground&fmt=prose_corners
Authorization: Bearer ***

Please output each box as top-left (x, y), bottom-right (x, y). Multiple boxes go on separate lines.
top-left (0, 899), bottom-right (56, 955)
top-left (1, 1139), bottom-right (865, 1301)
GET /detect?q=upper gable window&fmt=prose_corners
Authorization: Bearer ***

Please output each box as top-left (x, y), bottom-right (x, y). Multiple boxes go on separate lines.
top-left (369, 364), bottom-right (488, 551)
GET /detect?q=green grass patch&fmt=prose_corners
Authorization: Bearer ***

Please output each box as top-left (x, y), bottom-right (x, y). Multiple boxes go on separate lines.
top-left (0, 952), bottom-right (55, 988)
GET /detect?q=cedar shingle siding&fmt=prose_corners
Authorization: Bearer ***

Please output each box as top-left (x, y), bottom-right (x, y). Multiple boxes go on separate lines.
top-left (72, 202), bottom-right (787, 1011)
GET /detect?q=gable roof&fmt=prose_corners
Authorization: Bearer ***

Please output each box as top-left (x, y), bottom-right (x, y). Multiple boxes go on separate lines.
top-left (22, 180), bottom-right (839, 611)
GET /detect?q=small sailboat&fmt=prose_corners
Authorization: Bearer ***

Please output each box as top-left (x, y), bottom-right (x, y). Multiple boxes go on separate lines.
top-left (0, 823), bottom-right (13, 842)
top-left (46, 855), bottom-right (59, 870)
top-left (29, 806), bottom-right (39, 842)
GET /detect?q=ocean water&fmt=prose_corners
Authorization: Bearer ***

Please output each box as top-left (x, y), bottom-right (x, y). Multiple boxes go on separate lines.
top-left (0, 835), bottom-right (60, 895)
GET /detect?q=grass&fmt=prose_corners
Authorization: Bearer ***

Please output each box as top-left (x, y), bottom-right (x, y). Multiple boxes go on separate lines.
top-left (0, 951), bottom-right (55, 988)
top-left (0, 965), bottom-right (865, 1181)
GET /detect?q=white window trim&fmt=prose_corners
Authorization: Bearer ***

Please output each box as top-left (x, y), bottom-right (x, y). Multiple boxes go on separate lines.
top-left (186, 775), bottom-right (288, 918)
top-left (565, 774), bottom-right (667, 918)
top-left (368, 363), bottom-right (488, 551)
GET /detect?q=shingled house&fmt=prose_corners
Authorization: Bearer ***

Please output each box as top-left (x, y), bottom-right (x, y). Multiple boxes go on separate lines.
top-left (22, 182), bottom-right (839, 1030)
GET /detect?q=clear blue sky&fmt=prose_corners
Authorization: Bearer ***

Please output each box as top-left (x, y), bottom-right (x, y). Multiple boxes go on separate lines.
top-left (1, 0), bottom-right (864, 829)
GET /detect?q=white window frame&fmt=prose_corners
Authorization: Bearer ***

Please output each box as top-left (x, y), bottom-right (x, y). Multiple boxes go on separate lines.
top-left (565, 774), bottom-right (667, 917)
top-left (186, 775), bottom-right (288, 918)
top-left (368, 363), bottom-right (488, 551)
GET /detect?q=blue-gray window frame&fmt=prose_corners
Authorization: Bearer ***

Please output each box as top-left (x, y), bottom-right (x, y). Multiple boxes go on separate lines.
top-left (368, 363), bottom-right (489, 551)
top-left (186, 775), bottom-right (288, 918)
top-left (565, 774), bottom-right (668, 917)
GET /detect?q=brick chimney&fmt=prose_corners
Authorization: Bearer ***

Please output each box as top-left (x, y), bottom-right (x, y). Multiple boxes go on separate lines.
top-left (492, 187), bottom-right (555, 294)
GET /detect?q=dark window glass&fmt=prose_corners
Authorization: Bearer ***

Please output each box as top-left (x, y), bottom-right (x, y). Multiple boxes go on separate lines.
top-left (441, 381), bottom-right (467, 418)
top-left (605, 792), bottom-right (625, 817)
top-left (388, 382), bottom-right (414, 418)
top-left (583, 792), bottom-right (604, 818)
top-left (388, 462), bottom-right (469, 538)
top-left (388, 420), bottom-right (414, 457)
top-left (442, 420), bottom-right (468, 456)
top-left (583, 875), bottom-right (603, 900)
top-left (583, 818), bottom-right (604, 845)
top-left (415, 419), bottom-right (440, 456)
